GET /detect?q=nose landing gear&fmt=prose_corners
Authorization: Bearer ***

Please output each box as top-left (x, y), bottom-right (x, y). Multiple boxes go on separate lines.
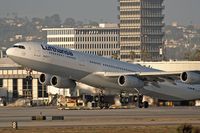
top-left (25, 68), bottom-right (33, 81)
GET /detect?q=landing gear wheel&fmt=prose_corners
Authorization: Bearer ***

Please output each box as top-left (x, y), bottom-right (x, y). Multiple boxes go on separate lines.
top-left (136, 94), bottom-right (143, 108)
top-left (133, 95), bottom-right (138, 102)
top-left (138, 103), bottom-right (143, 108)
top-left (143, 101), bottom-right (149, 108)
top-left (100, 106), bottom-right (104, 109)
top-left (135, 94), bottom-right (149, 108)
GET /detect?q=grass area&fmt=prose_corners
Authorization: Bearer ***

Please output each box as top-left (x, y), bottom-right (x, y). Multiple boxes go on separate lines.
top-left (1, 125), bottom-right (200, 133)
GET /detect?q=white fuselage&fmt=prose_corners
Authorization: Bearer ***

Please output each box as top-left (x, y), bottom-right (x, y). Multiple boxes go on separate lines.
top-left (6, 42), bottom-right (200, 101)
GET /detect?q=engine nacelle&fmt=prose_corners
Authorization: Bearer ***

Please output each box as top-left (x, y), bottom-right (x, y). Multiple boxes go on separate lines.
top-left (118, 75), bottom-right (144, 88)
top-left (39, 73), bottom-right (51, 85)
top-left (50, 75), bottom-right (76, 88)
top-left (180, 71), bottom-right (200, 84)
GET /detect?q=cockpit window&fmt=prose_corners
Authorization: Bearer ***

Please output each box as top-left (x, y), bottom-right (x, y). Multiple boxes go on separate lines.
top-left (13, 45), bottom-right (25, 49)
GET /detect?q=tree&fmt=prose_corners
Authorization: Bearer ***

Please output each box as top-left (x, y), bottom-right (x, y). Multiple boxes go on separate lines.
top-left (76, 21), bottom-right (83, 27)
top-left (111, 53), bottom-right (119, 60)
top-left (88, 20), bottom-right (98, 26)
top-left (189, 49), bottom-right (200, 61)
top-left (32, 17), bottom-right (44, 25)
top-left (63, 18), bottom-right (76, 27)
top-left (44, 14), bottom-right (61, 27)
top-left (183, 49), bottom-right (200, 61)
top-left (184, 51), bottom-right (190, 60)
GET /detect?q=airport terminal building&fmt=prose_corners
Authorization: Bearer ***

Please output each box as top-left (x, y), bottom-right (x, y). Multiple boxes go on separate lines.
top-left (0, 58), bottom-right (48, 103)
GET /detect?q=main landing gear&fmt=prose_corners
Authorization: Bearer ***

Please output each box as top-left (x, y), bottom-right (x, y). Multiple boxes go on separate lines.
top-left (134, 94), bottom-right (149, 108)
top-left (119, 91), bottom-right (149, 108)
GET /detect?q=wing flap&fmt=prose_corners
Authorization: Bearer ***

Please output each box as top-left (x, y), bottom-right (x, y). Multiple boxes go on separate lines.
top-left (95, 71), bottom-right (182, 77)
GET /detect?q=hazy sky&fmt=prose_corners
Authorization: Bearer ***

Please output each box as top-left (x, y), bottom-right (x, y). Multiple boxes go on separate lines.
top-left (0, 0), bottom-right (200, 25)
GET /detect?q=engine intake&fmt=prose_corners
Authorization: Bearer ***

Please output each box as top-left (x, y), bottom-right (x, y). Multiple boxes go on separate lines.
top-left (50, 75), bottom-right (76, 88)
top-left (118, 75), bottom-right (144, 88)
top-left (39, 73), bottom-right (51, 85)
top-left (180, 71), bottom-right (200, 84)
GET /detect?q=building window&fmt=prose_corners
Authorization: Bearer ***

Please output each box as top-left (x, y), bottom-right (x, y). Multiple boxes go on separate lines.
top-left (13, 79), bottom-right (18, 98)
top-left (23, 78), bottom-right (32, 98)
top-left (0, 79), bottom-right (3, 87)
top-left (38, 81), bottom-right (48, 98)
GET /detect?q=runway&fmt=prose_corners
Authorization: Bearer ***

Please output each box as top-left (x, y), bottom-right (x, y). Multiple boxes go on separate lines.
top-left (0, 106), bottom-right (200, 127)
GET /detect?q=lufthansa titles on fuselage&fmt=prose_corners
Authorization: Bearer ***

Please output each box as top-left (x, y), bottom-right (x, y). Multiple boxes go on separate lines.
top-left (41, 44), bottom-right (73, 56)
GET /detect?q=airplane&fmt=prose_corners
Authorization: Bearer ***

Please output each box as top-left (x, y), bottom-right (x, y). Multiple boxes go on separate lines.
top-left (6, 42), bottom-right (200, 108)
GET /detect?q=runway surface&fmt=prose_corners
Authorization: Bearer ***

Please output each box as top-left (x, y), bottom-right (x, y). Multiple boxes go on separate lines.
top-left (0, 106), bottom-right (200, 127)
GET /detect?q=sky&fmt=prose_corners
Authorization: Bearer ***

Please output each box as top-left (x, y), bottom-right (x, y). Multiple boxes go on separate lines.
top-left (0, 0), bottom-right (200, 25)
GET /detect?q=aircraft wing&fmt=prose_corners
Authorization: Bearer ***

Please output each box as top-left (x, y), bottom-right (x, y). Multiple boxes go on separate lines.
top-left (95, 71), bottom-right (181, 77)
top-left (95, 71), bottom-right (182, 84)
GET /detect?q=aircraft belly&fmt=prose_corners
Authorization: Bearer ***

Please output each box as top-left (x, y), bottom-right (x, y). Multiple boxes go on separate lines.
top-left (79, 74), bottom-right (137, 93)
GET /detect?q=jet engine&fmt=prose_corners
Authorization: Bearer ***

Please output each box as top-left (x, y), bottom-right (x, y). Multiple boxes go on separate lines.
top-left (118, 75), bottom-right (144, 88)
top-left (180, 71), bottom-right (200, 84)
top-left (50, 75), bottom-right (76, 88)
top-left (39, 73), bottom-right (51, 85)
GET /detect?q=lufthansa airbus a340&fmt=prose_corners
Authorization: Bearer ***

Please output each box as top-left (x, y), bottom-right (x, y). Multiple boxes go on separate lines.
top-left (6, 42), bottom-right (200, 108)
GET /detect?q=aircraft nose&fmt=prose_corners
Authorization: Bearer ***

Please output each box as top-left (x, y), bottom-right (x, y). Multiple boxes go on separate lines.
top-left (6, 48), bottom-right (13, 56)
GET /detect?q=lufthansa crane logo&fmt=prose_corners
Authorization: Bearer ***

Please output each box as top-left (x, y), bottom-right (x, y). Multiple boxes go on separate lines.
top-left (41, 44), bottom-right (73, 56)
